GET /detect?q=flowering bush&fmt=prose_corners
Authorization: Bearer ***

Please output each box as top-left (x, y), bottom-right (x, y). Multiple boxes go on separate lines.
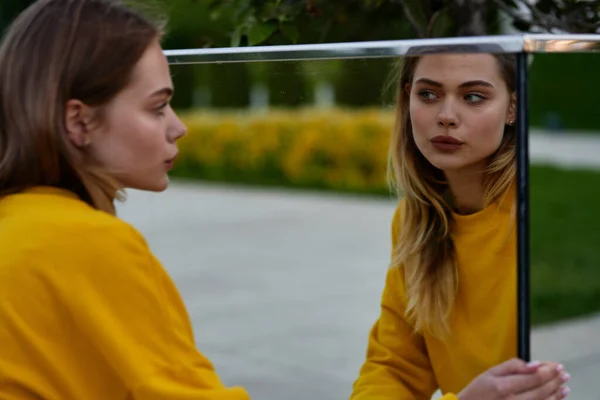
top-left (174, 107), bottom-right (395, 194)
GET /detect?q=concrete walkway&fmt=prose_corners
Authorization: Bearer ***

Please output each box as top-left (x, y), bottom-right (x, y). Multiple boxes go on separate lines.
top-left (530, 129), bottom-right (600, 169)
top-left (114, 131), bottom-right (600, 400)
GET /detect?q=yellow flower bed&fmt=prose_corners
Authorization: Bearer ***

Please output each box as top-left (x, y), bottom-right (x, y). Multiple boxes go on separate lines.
top-left (174, 107), bottom-right (396, 194)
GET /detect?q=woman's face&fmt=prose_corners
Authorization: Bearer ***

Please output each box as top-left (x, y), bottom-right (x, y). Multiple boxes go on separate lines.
top-left (76, 39), bottom-right (187, 192)
top-left (408, 53), bottom-right (515, 175)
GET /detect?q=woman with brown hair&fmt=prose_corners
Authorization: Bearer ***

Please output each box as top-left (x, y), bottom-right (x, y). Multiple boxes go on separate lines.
top-left (0, 1), bottom-right (249, 399)
top-left (350, 50), bottom-right (570, 400)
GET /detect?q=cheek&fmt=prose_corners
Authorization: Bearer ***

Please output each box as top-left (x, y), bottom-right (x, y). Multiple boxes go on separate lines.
top-left (95, 110), bottom-right (165, 170)
top-left (409, 102), bottom-right (432, 143)
top-left (467, 108), bottom-right (506, 148)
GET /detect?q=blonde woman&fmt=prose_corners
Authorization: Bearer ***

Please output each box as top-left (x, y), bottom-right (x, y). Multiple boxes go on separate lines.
top-left (0, 1), bottom-right (249, 399)
top-left (350, 51), bottom-right (570, 400)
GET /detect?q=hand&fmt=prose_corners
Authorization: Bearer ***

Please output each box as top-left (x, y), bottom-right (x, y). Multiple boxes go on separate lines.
top-left (457, 358), bottom-right (570, 400)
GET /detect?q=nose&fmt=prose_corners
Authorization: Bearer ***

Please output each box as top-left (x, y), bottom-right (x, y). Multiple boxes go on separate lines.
top-left (167, 111), bottom-right (188, 143)
top-left (437, 100), bottom-right (459, 128)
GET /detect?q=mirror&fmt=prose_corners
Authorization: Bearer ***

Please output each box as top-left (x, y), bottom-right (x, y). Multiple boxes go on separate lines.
top-left (529, 51), bottom-right (600, 400)
top-left (117, 46), bottom-right (521, 399)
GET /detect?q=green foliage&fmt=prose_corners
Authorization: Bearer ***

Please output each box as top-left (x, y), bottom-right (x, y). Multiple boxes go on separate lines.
top-left (495, 0), bottom-right (600, 34)
top-left (206, 0), bottom-right (453, 45)
top-left (529, 53), bottom-right (600, 131)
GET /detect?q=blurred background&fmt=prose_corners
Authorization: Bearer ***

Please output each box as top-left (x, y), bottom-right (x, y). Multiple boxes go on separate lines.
top-left (3, 1), bottom-right (600, 399)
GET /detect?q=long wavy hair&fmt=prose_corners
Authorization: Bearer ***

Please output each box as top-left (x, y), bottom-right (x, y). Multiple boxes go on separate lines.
top-left (387, 48), bottom-right (516, 339)
top-left (0, 0), bottom-right (166, 214)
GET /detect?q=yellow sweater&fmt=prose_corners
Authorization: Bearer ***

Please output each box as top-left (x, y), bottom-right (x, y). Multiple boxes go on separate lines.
top-left (0, 186), bottom-right (250, 400)
top-left (351, 187), bottom-right (516, 400)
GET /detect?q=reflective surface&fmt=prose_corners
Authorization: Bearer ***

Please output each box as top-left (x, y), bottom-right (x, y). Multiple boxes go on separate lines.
top-left (142, 52), bottom-right (523, 399)
top-left (157, 31), bottom-right (600, 400)
top-left (529, 52), bottom-right (600, 400)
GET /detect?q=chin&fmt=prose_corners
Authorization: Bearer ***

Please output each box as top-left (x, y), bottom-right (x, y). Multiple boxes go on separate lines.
top-left (127, 177), bottom-right (170, 192)
top-left (422, 153), bottom-right (467, 172)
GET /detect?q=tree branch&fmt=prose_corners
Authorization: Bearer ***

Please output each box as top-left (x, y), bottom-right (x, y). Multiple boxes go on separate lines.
top-left (491, 0), bottom-right (549, 32)
top-left (518, 0), bottom-right (567, 32)
top-left (390, 0), bottom-right (426, 38)
top-left (494, 0), bottom-right (600, 34)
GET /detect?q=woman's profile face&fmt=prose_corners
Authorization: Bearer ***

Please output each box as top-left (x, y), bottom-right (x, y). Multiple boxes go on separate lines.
top-left (407, 53), bottom-right (515, 175)
top-left (81, 39), bottom-right (187, 192)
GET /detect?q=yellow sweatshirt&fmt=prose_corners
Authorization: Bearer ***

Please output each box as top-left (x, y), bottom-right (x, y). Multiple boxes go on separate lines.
top-left (0, 186), bottom-right (250, 400)
top-left (350, 186), bottom-right (516, 400)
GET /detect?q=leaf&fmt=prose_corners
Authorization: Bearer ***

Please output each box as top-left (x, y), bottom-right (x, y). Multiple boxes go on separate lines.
top-left (248, 21), bottom-right (278, 45)
top-left (280, 22), bottom-right (300, 43)
top-left (230, 26), bottom-right (243, 47)
top-left (260, 1), bottom-right (281, 20)
top-left (427, 7), bottom-right (453, 38)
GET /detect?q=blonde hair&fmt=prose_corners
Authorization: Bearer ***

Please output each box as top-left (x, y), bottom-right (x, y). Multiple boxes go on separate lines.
top-left (387, 51), bottom-right (516, 339)
top-left (0, 0), bottom-right (166, 214)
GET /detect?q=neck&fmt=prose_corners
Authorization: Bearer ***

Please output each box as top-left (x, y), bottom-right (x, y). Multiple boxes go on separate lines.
top-left (444, 167), bottom-right (485, 215)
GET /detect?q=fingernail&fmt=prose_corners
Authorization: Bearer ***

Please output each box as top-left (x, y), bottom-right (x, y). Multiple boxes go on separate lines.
top-left (561, 372), bottom-right (571, 382)
top-left (556, 364), bottom-right (565, 372)
top-left (561, 386), bottom-right (570, 396)
top-left (527, 360), bottom-right (542, 367)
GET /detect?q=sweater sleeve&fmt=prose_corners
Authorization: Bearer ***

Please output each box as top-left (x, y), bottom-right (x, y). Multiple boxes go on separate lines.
top-left (57, 219), bottom-right (250, 400)
top-left (350, 203), bottom-right (456, 400)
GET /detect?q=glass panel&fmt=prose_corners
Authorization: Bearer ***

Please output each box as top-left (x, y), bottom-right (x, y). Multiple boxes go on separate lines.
top-left (118, 50), bottom-right (520, 399)
top-left (529, 51), bottom-right (600, 399)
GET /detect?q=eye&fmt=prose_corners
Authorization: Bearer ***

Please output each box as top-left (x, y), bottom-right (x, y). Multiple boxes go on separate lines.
top-left (418, 90), bottom-right (437, 102)
top-left (155, 102), bottom-right (168, 116)
top-left (464, 93), bottom-right (486, 104)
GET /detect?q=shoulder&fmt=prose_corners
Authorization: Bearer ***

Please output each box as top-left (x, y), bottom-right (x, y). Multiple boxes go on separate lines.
top-left (1, 189), bottom-right (151, 262)
top-left (60, 207), bottom-right (151, 262)
top-left (43, 208), bottom-right (157, 291)
top-left (41, 197), bottom-right (148, 250)
top-left (0, 191), bottom-right (157, 297)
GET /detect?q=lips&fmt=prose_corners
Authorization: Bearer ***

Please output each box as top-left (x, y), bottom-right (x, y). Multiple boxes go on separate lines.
top-left (165, 153), bottom-right (178, 164)
top-left (430, 135), bottom-right (464, 151)
top-left (430, 135), bottom-right (463, 145)
top-left (165, 153), bottom-right (178, 170)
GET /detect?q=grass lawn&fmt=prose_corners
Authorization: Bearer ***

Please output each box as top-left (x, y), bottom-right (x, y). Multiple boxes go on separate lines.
top-left (530, 164), bottom-right (600, 326)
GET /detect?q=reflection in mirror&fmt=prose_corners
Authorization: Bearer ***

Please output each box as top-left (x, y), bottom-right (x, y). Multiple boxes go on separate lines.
top-left (529, 52), bottom-right (600, 400)
top-left (347, 50), bottom-right (568, 400)
top-left (115, 52), bottom-right (551, 400)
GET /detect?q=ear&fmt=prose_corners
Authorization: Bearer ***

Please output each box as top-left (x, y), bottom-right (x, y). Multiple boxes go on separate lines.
top-left (64, 99), bottom-right (95, 148)
top-left (404, 83), bottom-right (411, 96)
top-left (506, 93), bottom-right (517, 126)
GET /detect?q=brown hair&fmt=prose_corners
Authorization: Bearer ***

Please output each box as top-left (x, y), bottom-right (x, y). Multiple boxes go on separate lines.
top-left (0, 0), bottom-right (166, 214)
top-left (387, 47), bottom-right (516, 338)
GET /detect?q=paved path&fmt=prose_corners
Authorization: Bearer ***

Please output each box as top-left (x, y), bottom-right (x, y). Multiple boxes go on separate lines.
top-left (530, 129), bottom-right (600, 169)
top-left (114, 131), bottom-right (600, 399)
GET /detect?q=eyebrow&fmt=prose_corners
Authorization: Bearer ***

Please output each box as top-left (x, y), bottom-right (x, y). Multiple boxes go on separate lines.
top-left (149, 87), bottom-right (174, 98)
top-left (414, 78), bottom-right (495, 89)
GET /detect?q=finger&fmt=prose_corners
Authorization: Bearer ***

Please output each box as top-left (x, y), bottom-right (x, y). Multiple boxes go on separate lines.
top-left (504, 363), bottom-right (563, 394)
top-left (523, 382), bottom-right (569, 400)
top-left (515, 367), bottom-right (569, 399)
top-left (490, 358), bottom-right (543, 376)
